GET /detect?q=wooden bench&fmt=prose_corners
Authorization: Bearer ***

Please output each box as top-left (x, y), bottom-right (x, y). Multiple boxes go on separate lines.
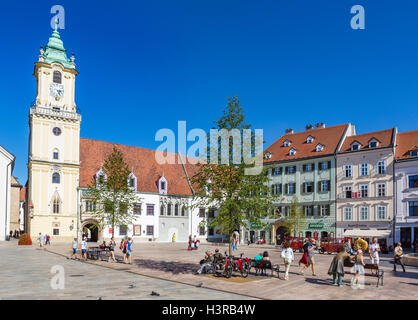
top-left (251, 260), bottom-right (280, 278)
top-left (344, 260), bottom-right (384, 287)
top-left (87, 247), bottom-right (110, 261)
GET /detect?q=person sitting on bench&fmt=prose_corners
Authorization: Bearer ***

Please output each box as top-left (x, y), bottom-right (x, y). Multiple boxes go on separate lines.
top-left (195, 251), bottom-right (214, 274)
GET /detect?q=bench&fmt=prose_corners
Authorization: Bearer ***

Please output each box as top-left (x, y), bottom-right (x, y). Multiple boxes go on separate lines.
top-left (343, 260), bottom-right (384, 287)
top-left (250, 259), bottom-right (280, 278)
top-left (87, 247), bottom-right (110, 261)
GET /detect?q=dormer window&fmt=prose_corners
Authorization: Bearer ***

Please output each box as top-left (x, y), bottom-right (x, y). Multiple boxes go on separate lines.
top-left (289, 148), bottom-right (296, 156)
top-left (128, 172), bottom-right (137, 191)
top-left (95, 167), bottom-right (107, 185)
top-left (351, 144), bottom-right (360, 151)
top-left (307, 136), bottom-right (314, 144)
top-left (411, 150), bottom-right (418, 157)
top-left (264, 152), bottom-right (272, 160)
top-left (158, 175), bottom-right (168, 194)
top-left (369, 139), bottom-right (379, 148)
top-left (284, 140), bottom-right (291, 147)
top-left (316, 144), bottom-right (324, 152)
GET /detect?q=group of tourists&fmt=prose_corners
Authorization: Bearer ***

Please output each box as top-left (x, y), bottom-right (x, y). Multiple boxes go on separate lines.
top-left (68, 236), bottom-right (133, 264)
top-left (37, 233), bottom-right (51, 248)
top-left (188, 235), bottom-right (200, 250)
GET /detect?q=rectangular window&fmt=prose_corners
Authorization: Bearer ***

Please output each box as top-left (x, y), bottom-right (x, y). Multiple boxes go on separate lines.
top-left (320, 205), bottom-right (330, 216)
top-left (319, 161), bottom-right (331, 171)
top-left (53, 228), bottom-right (59, 235)
top-left (271, 184), bottom-right (282, 195)
top-left (208, 228), bottom-right (214, 236)
top-left (377, 161), bottom-right (386, 174)
top-left (361, 163), bottom-right (368, 176)
top-left (119, 226), bottom-right (127, 236)
top-left (377, 184), bottom-right (386, 197)
top-left (360, 207), bottom-right (369, 220)
top-left (409, 175), bottom-right (418, 189)
top-left (272, 167), bottom-right (281, 176)
top-left (286, 166), bottom-right (296, 174)
top-left (344, 186), bottom-right (352, 198)
top-left (304, 182), bottom-right (314, 193)
top-left (303, 164), bottom-right (313, 172)
top-left (344, 207), bottom-right (352, 221)
top-left (199, 226), bottom-right (205, 236)
top-left (377, 206), bottom-right (386, 220)
top-left (53, 152), bottom-right (59, 160)
top-left (304, 205), bottom-right (314, 217)
top-left (360, 185), bottom-right (368, 198)
top-left (133, 203), bottom-right (141, 215)
top-left (409, 201), bottom-right (418, 217)
top-left (85, 201), bottom-right (96, 212)
top-left (146, 204), bottom-right (154, 216)
top-left (146, 225), bottom-right (154, 236)
top-left (208, 209), bottom-right (215, 218)
top-left (287, 183), bottom-right (296, 195)
top-left (133, 224), bottom-right (141, 236)
top-left (345, 165), bottom-right (352, 177)
top-left (319, 180), bottom-right (330, 192)
top-left (199, 208), bottom-right (206, 218)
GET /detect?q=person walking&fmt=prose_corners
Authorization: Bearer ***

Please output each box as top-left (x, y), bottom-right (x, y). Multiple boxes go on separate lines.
top-left (232, 234), bottom-right (237, 251)
top-left (125, 237), bottom-right (132, 264)
top-left (351, 249), bottom-right (365, 289)
top-left (298, 238), bottom-right (309, 268)
top-left (45, 234), bottom-right (50, 245)
top-left (80, 237), bottom-right (88, 261)
top-left (172, 233), bottom-right (176, 243)
top-left (369, 237), bottom-right (381, 266)
top-left (301, 238), bottom-right (317, 276)
top-left (38, 233), bottom-right (45, 249)
top-left (281, 241), bottom-right (294, 280)
top-left (69, 238), bottom-right (78, 260)
top-left (328, 246), bottom-right (351, 287)
top-left (393, 242), bottom-right (406, 272)
top-left (108, 237), bottom-right (117, 262)
top-left (120, 236), bottom-right (127, 262)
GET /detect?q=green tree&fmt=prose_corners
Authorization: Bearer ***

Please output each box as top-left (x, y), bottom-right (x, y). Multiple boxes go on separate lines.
top-left (86, 146), bottom-right (139, 238)
top-left (285, 196), bottom-right (306, 237)
top-left (190, 96), bottom-right (274, 255)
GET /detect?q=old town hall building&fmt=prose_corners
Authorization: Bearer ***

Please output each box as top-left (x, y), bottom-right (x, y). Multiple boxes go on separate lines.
top-left (25, 26), bottom-right (217, 243)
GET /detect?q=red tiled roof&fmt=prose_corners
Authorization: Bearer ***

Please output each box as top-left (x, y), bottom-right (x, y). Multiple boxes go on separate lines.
top-left (264, 124), bottom-right (348, 162)
top-left (395, 130), bottom-right (418, 160)
top-left (79, 138), bottom-right (199, 195)
top-left (340, 128), bottom-right (394, 153)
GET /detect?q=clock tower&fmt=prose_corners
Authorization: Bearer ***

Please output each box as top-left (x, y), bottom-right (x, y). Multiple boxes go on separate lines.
top-left (27, 23), bottom-right (81, 241)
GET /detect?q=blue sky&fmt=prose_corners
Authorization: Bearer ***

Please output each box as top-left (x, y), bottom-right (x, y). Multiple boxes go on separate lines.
top-left (1, 0), bottom-right (418, 183)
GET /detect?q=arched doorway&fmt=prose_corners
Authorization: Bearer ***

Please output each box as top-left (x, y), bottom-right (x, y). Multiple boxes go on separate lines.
top-left (273, 220), bottom-right (290, 245)
top-left (82, 223), bottom-right (99, 242)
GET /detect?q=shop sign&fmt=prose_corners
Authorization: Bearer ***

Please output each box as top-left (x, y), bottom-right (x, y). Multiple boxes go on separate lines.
top-left (308, 223), bottom-right (324, 229)
top-left (250, 222), bottom-right (263, 230)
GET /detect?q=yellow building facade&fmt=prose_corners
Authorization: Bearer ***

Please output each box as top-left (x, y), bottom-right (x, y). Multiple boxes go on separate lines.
top-left (26, 25), bottom-right (81, 242)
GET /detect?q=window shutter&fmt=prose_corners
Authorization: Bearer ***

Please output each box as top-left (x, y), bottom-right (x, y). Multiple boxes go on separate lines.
top-left (285, 183), bottom-right (288, 194)
top-left (328, 161), bottom-right (331, 169)
top-left (312, 182), bottom-right (315, 193)
top-left (280, 184), bottom-right (283, 194)
top-left (271, 185), bottom-right (275, 195)
top-left (303, 164), bottom-right (306, 172)
top-left (328, 180), bottom-right (331, 191)
top-left (302, 183), bottom-right (305, 193)
top-left (318, 181), bottom-right (322, 192)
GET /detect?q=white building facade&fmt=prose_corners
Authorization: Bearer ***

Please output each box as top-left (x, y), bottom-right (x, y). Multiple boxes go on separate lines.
top-left (0, 145), bottom-right (15, 241)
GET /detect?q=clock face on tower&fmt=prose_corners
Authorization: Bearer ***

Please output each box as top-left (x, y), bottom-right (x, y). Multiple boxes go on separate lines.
top-left (49, 83), bottom-right (64, 98)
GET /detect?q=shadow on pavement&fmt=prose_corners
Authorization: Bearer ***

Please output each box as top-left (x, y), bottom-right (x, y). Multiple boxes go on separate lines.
top-left (133, 258), bottom-right (198, 274)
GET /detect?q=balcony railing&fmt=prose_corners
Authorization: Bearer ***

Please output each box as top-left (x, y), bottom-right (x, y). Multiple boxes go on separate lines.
top-left (30, 105), bottom-right (81, 121)
top-left (337, 193), bottom-right (391, 200)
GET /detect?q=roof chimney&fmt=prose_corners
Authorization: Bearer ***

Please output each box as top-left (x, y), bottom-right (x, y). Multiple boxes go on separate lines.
top-left (305, 124), bottom-right (314, 130)
top-left (285, 128), bottom-right (294, 134)
top-left (316, 123), bottom-right (325, 129)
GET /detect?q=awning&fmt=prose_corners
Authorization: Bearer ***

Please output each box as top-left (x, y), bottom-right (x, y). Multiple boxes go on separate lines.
top-left (343, 229), bottom-right (391, 238)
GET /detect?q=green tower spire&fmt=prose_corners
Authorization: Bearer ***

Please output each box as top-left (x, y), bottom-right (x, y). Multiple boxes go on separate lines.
top-left (41, 20), bottom-right (74, 69)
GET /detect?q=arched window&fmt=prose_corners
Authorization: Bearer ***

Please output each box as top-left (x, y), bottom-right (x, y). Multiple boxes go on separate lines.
top-left (53, 149), bottom-right (59, 160)
top-left (174, 204), bottom-right (179, 216)
top-left (181, 207), bottom-right (186, 216)
top-left (53, 198), bottom-right (60, 214)
top-left (53, 71), bottom-right (62, 84)
top-left (167, 203), bottom-right (172, 216)
top-left (160, 205), bottom-right (165, 216)
top-left (52, 172), bottom-right (60, 184)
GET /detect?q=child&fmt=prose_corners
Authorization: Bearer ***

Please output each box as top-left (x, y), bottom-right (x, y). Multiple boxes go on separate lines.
top-left (281, 241), bottom-right (294, 280)
top-left (125, 237), bottom-right (132, 264)
top-left (352, 249), bottom-right (365, 289)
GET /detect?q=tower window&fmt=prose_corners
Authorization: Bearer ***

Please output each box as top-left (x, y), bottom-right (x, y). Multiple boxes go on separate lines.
top-left (53, 198), bottom-right (60, 214)
top-left (53, 151), bottom-right (59, 160)
top-left (52, 127), bottom-right (61, 136)
top-left (53, 71), bottom-right (62, 84)
top-left (52, 173), bottom-right (60, 184)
